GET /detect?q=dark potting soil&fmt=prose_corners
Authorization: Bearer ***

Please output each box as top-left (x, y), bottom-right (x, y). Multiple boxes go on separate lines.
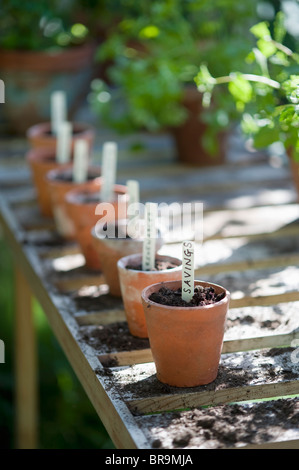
top-left (51, 171), bottom-right (100, 182)
top-left (126, 259), bottom-right (179, 271)
top-left (81, 322), bottom-right (150, 354)
top-left (149, 285), bottom-right (225, 307)
top-left (44, 128), bottom-right (82, 136)
top-left (141, 397), bottom-right (299, 449)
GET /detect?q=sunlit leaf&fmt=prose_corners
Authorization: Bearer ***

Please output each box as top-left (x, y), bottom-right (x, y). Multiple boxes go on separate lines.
top-left (250, 21), bottom-right (271, 40)
top-left (228, 74), bottom-right (252, 103)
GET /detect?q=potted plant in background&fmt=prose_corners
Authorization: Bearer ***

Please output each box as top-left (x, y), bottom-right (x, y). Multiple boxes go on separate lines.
top-left (89, 0), bottom-right (259, 166)
top-left (0, 0), bottom-right (98, 135)
top-left (194, 10), bottom-right (299, 198)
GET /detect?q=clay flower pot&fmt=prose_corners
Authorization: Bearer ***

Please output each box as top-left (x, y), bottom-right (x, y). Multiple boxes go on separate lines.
top-left (288, 153), bottom-right (299, 202)
top-left (141, 280), bottom-right (230, 387)
top-left (46, 166), bottom-right (102, 240)
top-left (92, 222), bottom-right (164, 298)
top-left (171, 86), bottom-right (228, 166)
top-left (65, 183), bottom-right (128, 270)
top-left (0, 42), bottom-right (96, 135)
top-left (27, 121), bottom-right (95, 151)
top-left (26, 147), bottom-right (70, 217)
top-left (117, 253), bottom-right (182, 338)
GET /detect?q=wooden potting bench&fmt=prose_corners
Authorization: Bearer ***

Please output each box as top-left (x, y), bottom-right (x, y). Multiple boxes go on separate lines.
top-left (0, 129), bottom-right (298, 449)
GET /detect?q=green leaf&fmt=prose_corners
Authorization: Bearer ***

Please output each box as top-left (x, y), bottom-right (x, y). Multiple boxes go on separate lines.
top-left (273, 11), bottom-right (286, 44)
top-left (250, 21), bottom-right (271, 40)
top-left (194, 65), bottom-right (215, 93)
top-left (253, 125), bottom-right (279, 148)
top-left (257, 38), bottom-right (277, 58)
top-left (228, 74), bottom-right (252, 104)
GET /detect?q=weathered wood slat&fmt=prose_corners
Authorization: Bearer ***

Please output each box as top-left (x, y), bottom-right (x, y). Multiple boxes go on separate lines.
top-left (95, 300), bottom-right (299, 366)
top-left (112, 348), bottom-right (299, 414)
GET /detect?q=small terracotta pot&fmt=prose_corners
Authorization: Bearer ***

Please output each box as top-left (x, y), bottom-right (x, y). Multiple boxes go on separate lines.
top-left (27, 121), bottom-right (95, 151)
top-left (289, 158), bottom-right (299, 201)
top-left (65, 183), bottom-right (128, 270)
top-left (117, 253), bottom-right (182, 338)
top-left (92, 224), bottom-right (164, 298)
top-left (26, 147), bottom-right (70, 217)
top-left (141, 280), bottom-right (230, 387)
top-left (46, 166), bottom-right (102, 240)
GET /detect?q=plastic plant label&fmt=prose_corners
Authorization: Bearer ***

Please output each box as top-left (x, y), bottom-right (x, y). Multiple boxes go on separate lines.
top-left (51, 91), bottom-right (67, 135)
top-left (127, 180), bottom-right (140, 218)
top-left (56, 121), bottom-right (72, 164)
top-left (182, 240), bottom-right (194, 302)
top-left (142, 202), bottom-right (157, 271)
top-left (100, 142), bottom-right (117, 201)
top-left (73, 139), bottom-right (89, 183)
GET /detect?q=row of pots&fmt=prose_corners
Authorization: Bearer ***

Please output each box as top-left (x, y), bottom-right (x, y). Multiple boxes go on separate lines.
top-left (25, 120), bottom-right (230, 388)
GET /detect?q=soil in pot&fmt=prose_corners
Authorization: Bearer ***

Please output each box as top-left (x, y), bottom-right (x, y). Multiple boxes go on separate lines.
top-left (149, 285), bottom-right (226, 307)
top-left (142, 280), bottom-right (230, 387)
top-left (65, 183), bottom-right (128, 270)
top-left (117, 253), bottom-right (181, 338)
top-left (46, 166), bottom-right (102, 240)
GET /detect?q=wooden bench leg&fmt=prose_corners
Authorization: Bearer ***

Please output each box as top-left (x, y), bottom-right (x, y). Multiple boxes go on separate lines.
top-left (15, 266), bottom-right (38, 449)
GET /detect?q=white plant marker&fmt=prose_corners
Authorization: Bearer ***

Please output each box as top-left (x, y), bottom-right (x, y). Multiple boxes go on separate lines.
top-left (182, 240), bottom-right (194, 302)
top-left (142, 202), bottom-right (157, 271)
top-left (56, 121), bottom-right (72, 164)
top-left (127, 179), bottom-right (140, 219)
top-left (73, 139), bottom-right (89, 183)
top-left (100, 142), bottom-right (117, 201)
top-left (127, 179), bottom-right (140, 239)
top-left (51, 91), bottom-right (67, 135)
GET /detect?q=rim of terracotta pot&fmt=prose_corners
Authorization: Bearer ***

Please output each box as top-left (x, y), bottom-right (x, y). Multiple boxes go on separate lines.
top-left (26, 121), bottom-right (95, 140)
top-left (26, 146), bottom-right (57, 163)
top-left (142, 279), bottom-right (230, 311)
top-left (65, 183), bottom-right (128, 207)
top-left (0, 42), bottom-right (96, 72)
top-left (46, 165), bottom-right (102, 186)
top-left (118, 253), bottom-right (182, 273)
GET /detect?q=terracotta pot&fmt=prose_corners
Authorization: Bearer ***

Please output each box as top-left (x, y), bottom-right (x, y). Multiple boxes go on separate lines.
top-left (65, 183), bottom-right (128, 270)
top-left (171, 86), bottom-right (228, 166)
top-left (141, 280), bottom-right (230, 387)
top-left (26, 147), bottom-right (70, 217)
top-left (289, 157), bottom-right (299, 201)
top-left (92, 224), bottom-right (164, 298)
top-left (117, 253), bottom-right (182, 338)
top-left (0, 42), bottom-right (96, 135)
top-left (46, 166), bottom-right (102, 240)
top-left (27, 121), bottom-right (95, 151)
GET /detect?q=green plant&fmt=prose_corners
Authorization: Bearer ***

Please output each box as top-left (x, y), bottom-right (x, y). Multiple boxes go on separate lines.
top-left (89, 0), bottom-right (259, 137)
top-left (195, 11), bottom-right (299, 160)
top-left (0, 0), bottom-right (91, 51)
